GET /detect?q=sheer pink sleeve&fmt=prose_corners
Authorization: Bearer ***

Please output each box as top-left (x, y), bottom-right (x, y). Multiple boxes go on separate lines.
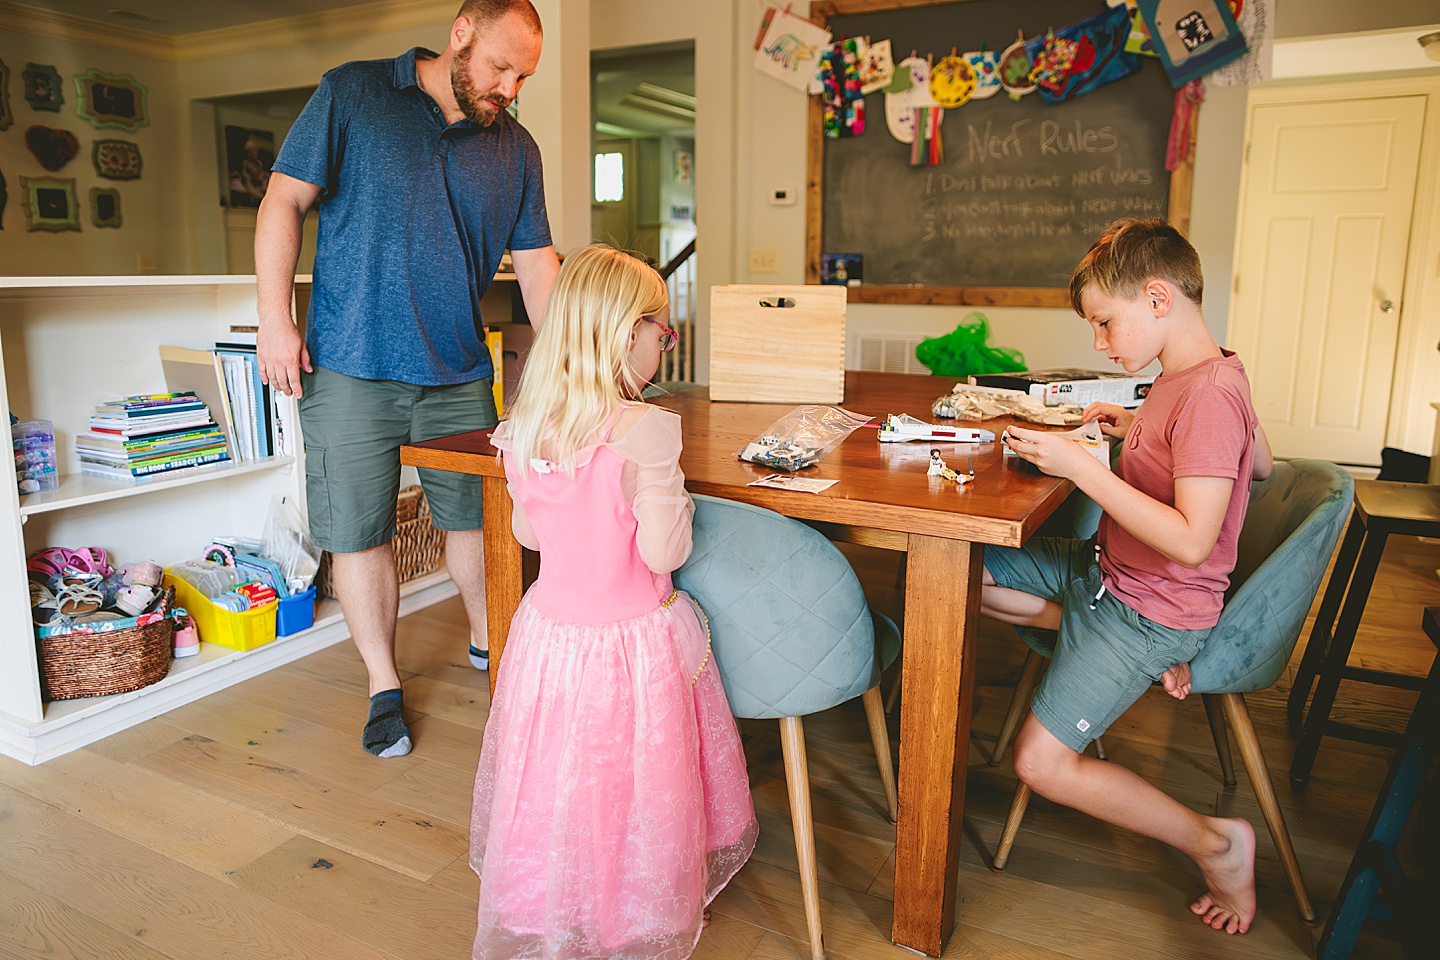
top-left (613, 406), bottom-right (694, 574)
top-left (490, 422), bottom-right (540, 551)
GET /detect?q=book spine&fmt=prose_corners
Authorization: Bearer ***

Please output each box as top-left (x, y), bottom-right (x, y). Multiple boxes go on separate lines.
top-left (131, 451), bottom-right (231, 476)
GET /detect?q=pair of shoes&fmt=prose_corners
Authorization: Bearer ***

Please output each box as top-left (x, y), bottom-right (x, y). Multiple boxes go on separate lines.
top-left (468, 644), bottom-right (489, 671)
top-left (27, 546), bottom-right (110, 582)
top-left (51, 570), bottom-right (106, 618)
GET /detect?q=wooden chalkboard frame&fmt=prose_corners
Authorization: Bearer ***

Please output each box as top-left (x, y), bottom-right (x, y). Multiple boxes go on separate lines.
top-left (805, 0), bottom-right (1197, 307)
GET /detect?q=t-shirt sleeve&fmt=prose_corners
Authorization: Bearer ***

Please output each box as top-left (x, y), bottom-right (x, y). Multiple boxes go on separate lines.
top-left (1169, 381), bottom-right (1252, 481)
top-left (272, 72), bottom-right (343, 195)
top-left (615, 408), bottom-right (694, 574)
top-left (507, 136), bottom-right (553, 251)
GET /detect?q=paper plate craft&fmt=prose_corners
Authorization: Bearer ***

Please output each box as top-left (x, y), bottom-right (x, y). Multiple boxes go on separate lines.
top-left (1135, 0), bottom-right (1248, 86)
top-left (858, 38), bottom-right (895, 94)
top-left (0, 58), bottom-right (12, 132)
top-left (928, 54), bottom-right (976, 108)
top-left (1024, 4), bottom-right (1140, 104)
top-left (998, 31), bottom-right (1037, 97)
top-left (885, 56), bottom-right (939, 143)
top-left (963, 49), bottom-right (1001, 99)
top-left (25, 125), bottom-right (80, 172)
top-left (20, 176), bottom-right (79, 232)
top-left (22, 62), bottom-right (63, 112)
top-left (90, 187), bottom-right (121, 229)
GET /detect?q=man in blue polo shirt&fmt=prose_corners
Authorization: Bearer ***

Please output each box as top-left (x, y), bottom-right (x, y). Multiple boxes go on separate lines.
top-left (255, 0), bottom-right (560, 758)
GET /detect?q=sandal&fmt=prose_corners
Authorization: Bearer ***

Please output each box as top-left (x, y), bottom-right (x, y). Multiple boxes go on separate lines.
top-left (51, 572), bottom-right (105, 618)
top-left (29, 579), bottom-right (62, 626)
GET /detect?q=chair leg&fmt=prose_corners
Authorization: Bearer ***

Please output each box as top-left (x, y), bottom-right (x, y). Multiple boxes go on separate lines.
top-left (883, 664), bottom-right (902, 714)
top-left (1219, 693), bottom-right (1318, 925)
top-left (1202, 694), bottom-right (1238, 787)
top-left (779, 716), bottom-right (826, 959)
top-left (990, 649), bottom-right (1045, 765)
top-left (1092, 735), bottom-right (1108, 761)
top-left (861, 686), bottom-right (899, 822)
top-left (991, 781), bottom-right (1033, 872)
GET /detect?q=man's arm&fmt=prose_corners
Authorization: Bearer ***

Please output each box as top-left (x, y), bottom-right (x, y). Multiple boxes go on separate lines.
top-left (255, 172), bottom-right (323, 397)
top-left (510, 246), bottom-right (560, 331)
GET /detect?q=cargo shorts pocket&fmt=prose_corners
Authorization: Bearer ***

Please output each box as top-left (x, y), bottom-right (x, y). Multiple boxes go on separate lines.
top-left (304, 446), bottom-right (331, 545)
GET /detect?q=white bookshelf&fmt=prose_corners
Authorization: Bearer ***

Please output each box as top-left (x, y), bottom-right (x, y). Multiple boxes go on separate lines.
top-left (0, 276), bottom-right (456, 764)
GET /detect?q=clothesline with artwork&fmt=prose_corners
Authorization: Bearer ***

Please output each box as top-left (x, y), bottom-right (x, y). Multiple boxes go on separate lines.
top-left (753, 1), bottom-right (1258, 153)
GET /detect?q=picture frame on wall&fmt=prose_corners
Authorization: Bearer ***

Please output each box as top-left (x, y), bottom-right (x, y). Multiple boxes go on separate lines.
top-left (93, 139), bottom-right (143, 180)
top-left (22, 63), bottom-right (64, 112)
top-left (74, 68), bottom-right (149, 132)
top-left (223, 125), bottom-right (276, 208)
top-left (90, 187), bottom-right (122, 229)
top-left (0, 58), bottom-right (13, 131)
top-left (21, 176), bottom-right (80, 232)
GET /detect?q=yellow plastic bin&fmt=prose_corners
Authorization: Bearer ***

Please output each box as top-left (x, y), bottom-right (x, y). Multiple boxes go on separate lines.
top-left (166, 573), bottom-right (278, 652)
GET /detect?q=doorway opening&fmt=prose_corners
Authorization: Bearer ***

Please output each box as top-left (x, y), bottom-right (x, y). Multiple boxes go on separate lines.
top-left (591, 42), bottom-right (696, 383)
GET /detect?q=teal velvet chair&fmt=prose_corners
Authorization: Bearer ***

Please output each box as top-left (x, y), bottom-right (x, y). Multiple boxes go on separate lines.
top-left (988, 460), bottom-right (1354, 925)
top-left (674, 495), bottom-right (901, 960)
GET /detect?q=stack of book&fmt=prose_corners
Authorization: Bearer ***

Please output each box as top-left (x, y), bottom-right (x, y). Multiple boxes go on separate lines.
top-left (76, 392), bottom-right (231, 481)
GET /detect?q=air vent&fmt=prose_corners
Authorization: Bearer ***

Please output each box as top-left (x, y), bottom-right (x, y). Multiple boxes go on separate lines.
top-left (852, 335), bottom-right (926, 374)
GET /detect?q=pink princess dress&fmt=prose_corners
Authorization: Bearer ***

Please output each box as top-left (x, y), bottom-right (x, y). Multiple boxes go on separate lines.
top-left (472, 403), bottom-right (758, 960)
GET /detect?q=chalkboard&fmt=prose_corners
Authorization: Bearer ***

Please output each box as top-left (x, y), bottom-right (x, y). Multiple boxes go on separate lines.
top-left (805, 0), bottom-right (1196, 307)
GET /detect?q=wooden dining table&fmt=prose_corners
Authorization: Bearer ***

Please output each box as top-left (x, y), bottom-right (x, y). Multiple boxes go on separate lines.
top-left (401, 370), bottom-right (1073, 956)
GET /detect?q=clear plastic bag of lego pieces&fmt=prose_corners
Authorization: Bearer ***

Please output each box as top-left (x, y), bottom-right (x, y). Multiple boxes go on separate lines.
top-left (931, 385), bottom-right (1082, 425)
top-left (737, 405), bottom-right (873, 472)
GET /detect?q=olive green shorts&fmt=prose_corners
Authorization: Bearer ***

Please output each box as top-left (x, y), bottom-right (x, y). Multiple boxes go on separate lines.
top-left (985, 537), bottom-right (1210, 752)
top-left (298, 365), bottom-right (497, 553)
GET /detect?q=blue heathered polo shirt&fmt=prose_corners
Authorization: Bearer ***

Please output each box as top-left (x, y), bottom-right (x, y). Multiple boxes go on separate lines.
top-left (273, 47), bottom-right (552, 386)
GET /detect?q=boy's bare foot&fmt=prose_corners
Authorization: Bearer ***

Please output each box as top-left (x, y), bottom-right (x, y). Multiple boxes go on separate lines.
top-left (702, 910), bottom-right (711, 929)
top-left (1190, 817), bottom-right (1256, 934)
top-left (1162, 662), bottom-right (1193, 700)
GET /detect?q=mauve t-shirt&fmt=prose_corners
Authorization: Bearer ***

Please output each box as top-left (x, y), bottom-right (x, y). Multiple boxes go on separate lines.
top-left (1097, 350), bottom-right (1257, 630)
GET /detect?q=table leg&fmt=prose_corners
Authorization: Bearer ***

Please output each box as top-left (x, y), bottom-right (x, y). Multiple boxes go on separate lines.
top-left (481, 474), bottom-right (524, 700)
top-left (1289, 510), bottom-right (1364, 735)
top-left (1290, 530), bottom-right (1388, 782)
top-left (893, 534), bottom-right (981, 956)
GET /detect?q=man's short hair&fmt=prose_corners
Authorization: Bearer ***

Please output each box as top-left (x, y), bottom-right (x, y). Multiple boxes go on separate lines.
top-left (1069, 217), bottom-right (1204, 314)
top-left (458, 0), bottom-right (541, 33)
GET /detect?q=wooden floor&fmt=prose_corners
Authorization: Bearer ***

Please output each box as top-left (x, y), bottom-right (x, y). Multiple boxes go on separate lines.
top-left (2, 535), bottom-right (1437, 960)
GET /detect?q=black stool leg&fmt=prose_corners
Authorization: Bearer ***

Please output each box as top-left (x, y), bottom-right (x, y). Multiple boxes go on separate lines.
top-left (1291, 531), bottom-right (1388, 783)
top-left (1289, 512), bottom-right (1365, 736)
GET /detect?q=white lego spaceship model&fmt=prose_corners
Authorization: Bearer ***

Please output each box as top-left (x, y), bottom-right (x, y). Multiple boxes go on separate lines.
top-left (878, 413), bottom-right (995, 444)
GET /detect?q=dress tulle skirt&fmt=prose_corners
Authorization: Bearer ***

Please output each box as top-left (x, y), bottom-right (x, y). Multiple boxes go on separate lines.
top-left (471, 592), bottom-right (758, 960)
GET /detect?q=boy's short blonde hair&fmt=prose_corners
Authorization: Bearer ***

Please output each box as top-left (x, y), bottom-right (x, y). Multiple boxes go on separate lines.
top-left (1069, 218), bottom-right (1204, 315)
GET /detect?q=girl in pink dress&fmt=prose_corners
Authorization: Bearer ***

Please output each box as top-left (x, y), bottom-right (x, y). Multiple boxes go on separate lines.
top-left (471, 245), bottom-right (757, 960)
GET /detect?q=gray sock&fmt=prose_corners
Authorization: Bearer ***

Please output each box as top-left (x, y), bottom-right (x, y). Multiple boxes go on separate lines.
top-left (363, 689), bottom-right (411, 758)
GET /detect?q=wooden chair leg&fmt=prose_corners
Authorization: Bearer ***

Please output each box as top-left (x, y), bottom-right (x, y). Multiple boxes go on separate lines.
top-left (861, 686), bottom-right (899, 822)
top-left (1219, 693), bottom-right (1318, 924)
top-left (991, 780), bottom-right (1033, 872)
top-left (779, 716), bottom-right (826, 959)
top-left (990, 649), bottom-right (1045, 765)
top-left (883, 665), bottom-right (902, 714)
top-left (1202, 694), bottom-right (1238, 787)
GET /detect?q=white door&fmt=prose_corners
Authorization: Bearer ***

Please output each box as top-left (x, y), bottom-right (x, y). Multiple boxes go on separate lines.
top-left (1228, 95), bottom-right (1425, 465)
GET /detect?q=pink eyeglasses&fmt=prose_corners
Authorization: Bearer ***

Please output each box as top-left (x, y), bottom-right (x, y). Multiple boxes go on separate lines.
top-left (640, 315), bottom-right (679, 352)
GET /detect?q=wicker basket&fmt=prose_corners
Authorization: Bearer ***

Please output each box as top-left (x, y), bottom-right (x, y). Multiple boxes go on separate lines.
top-left (315, 485), bottom-right (447, 598)
top-left (36, 587), bottom-right (177, 701)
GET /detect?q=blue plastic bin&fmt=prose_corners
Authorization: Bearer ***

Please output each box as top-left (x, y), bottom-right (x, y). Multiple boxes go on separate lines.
top-left (276, 585), bottom-right (317, 637)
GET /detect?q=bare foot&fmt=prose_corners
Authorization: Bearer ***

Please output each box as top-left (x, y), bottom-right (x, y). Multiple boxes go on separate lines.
top-left (1190, 817), bottom-right (1256, 934)
top-left (701, 910), bottom-right (711, 929)
top-left (1162, 662), bottom-right (1193, 700)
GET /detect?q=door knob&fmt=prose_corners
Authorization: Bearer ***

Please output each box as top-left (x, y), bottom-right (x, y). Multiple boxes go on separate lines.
top-left (1380, 300), bottom-right (1395, 313)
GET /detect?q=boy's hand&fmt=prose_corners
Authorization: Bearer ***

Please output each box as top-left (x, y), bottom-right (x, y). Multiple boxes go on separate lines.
top-left (1083, 402), bottom-right (1135, 440)
top-left (1003, 425), bottom-right (1099, 480)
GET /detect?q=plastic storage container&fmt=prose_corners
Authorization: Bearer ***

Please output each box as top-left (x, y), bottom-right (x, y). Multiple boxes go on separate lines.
top-left (166, 573), bottom-right (277, 652)
top-left (12, 418), bottom-right (58, 493)
top-left (276, 585), bottom-right (317, 636)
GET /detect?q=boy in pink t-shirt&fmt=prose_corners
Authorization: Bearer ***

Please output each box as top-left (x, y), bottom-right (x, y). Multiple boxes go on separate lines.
top-left (982, 218), bottom-right (1273, 936)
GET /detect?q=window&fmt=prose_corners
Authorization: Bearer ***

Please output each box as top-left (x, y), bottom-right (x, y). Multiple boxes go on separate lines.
top-left (594, 152), bottom-right (624, 203)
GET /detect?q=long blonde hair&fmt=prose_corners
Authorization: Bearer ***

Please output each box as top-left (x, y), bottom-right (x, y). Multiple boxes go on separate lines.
top-left (505, 244), bottom-right (669, 475)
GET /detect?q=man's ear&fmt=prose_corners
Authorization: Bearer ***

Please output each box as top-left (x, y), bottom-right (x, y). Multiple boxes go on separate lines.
top-left (451, 16), bottom-right (473, 51)
top-left (1146, 279), bottom-right (1174, 318)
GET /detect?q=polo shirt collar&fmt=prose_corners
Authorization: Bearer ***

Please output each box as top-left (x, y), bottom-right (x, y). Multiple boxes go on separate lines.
top-left (393, 46), bottom-right (439, 91)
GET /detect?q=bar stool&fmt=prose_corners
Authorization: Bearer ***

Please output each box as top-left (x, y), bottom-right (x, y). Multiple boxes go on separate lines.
top-left (1288, 480), bottom-right (1440, 782)
top-left (1315, 606), bottom-right (1440, 959)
